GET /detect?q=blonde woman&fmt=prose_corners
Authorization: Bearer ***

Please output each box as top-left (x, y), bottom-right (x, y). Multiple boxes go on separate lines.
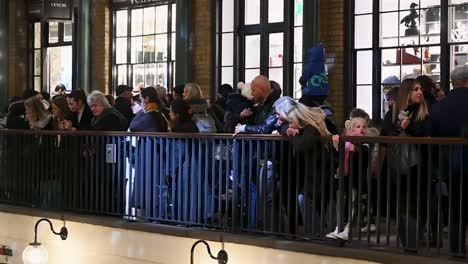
top-left (183, 83), bottom-right (221, 133)
top-left (24, 97), bottom-right (52, 130)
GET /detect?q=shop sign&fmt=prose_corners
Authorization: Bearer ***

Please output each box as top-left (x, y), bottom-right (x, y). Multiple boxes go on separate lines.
top-left (43, 0), bottom-right (72, 21)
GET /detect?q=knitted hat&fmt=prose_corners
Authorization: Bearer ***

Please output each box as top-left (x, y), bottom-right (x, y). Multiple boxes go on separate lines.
top-left (299, 43), bottom-right (329, 97)
top-left (237, 82), bottom-right (253, 100)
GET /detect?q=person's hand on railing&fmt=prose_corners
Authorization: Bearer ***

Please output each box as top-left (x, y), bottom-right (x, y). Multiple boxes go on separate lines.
top-left (234, 124), bottom-right (246, 136)
top-left (332, 134), bottom-right (340, 150)
top-left (286, 127), bottom-right (299, 136)
top-left (59, 120), bottom-right (75, 131)
top-left (271, 130), bottom-right (280, 135)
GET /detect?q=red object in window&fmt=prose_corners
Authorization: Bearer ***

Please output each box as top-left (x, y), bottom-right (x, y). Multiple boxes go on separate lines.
top-left (396, 49), bottom-right (421, 64)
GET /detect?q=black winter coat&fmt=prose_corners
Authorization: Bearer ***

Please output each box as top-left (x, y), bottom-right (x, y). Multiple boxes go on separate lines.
top-left (114, 97), bottom-right (135, 127)
top-left (90, 108), bottom-right (128, 131)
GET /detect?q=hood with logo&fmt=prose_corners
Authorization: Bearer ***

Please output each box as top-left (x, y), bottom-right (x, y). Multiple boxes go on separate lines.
top-left (299, 43), bottom-right (329, 99)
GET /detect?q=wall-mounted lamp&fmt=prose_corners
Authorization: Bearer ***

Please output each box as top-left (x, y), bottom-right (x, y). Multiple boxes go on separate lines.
top-left (22, 218), bottom-right (68, 264)
top-left (190, 240), bottom-right (228, 264)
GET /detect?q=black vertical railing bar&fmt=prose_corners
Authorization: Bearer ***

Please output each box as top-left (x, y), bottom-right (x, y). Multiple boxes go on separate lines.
top-left (197, 140), bottom-right (202, 224)
top-left (437, 144), bottom-right (442, 253)
top-left (396, 143), bottom-right (401, 249)
top-left (225, 139), bottom-right (231, 229)
top-left (204, 139), bottom-right (209, 226)
top-left (256, 140), bottom-right (261, 231)
top-left (386, 142), bottom-right (391, 246)
top-left (311, 144), bottom-right (317, 239)
top-left (100, 136), bottom-right (107, 214)
top-left (337, 140), bottom-right (345, 236)
top-left (261, 141), bottom-right (267, 233)
top-left (232, 139), bottom-right (239, 232)
top-left (376, 143), bottom-right (382, 245)
top-left (426, 144), bottom-right (432, 252)
top-left (366, 142), bottom-right (372, 245)
top-left (287, 142), bottom-right (292, 234)
top-left (217, 139), bottom-right (223, 227)
top-left (448, 145), bottom-right (453, 255)
top-left (459, 146), bottom-right (464, 255)
top-left (210, 140), bottom-right (216, 227)
top-left (320, 144), bottom-right (326, 237)
top-left (270, 141), bottom-right (277, 233)
top-left (358, 141), bottom-right (370, 241)
top-left (416, 144), bottom-right (422, 251)
top-left (329, 145), bottom-right (335, 238)
top-left (348, 147), bottom-right (355, 244)
top-left (295, 148), bottom-right (300, 236)
top-left (191, 139), bottom-right (196, 224)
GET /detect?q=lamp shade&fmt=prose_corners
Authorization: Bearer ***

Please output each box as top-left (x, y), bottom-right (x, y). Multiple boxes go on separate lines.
top-left (22, 245), bottom-right (48, 264)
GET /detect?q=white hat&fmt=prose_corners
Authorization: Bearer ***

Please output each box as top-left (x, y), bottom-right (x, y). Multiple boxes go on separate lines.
top-left (237, 82), bottom-right (253, 100)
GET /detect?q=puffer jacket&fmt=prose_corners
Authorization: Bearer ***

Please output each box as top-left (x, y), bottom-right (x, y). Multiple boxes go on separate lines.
top-left (186, 98), bottom-right (223, 133)
top-left (244, 89), bottom-right (281, 134)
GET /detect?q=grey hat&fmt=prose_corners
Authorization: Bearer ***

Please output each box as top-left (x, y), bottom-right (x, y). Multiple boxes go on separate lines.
top-left (450, 65), bottom-right (468, 82)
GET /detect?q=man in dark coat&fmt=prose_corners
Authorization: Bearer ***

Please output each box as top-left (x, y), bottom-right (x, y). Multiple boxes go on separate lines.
top-left (113, 85), bottom-right (135, 128)
top-left (65, 89), bottom-right (93, 130)
top-left (430, 65), bottom-right (468, 256)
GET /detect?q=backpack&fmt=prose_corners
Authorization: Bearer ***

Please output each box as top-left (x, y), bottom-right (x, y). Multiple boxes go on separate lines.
top-left (193, 112), bottom-right (217, 133)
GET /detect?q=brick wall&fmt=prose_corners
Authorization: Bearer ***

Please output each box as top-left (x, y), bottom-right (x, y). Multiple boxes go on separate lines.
top-left (91, 0), bottom-right (111, 94)
top-left (190, 0), bottom-right (213, 98)
top-left (318, 0), bottom-right (345, 128)
top-left (8, 0), bottom-right (29, 97)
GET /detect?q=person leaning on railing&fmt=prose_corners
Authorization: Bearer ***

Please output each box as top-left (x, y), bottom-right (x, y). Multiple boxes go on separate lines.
top-left (87, 91), bottom-right (128, 131)
top-left (381, 78), bottom-right (430, 252)
top-left (430, 65), bottom-right (468, 256)
top-left (129, 87), bottom-right (168, 133)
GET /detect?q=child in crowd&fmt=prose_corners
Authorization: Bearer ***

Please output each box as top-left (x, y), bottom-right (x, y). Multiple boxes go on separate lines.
top-left (169, 100), bottom-right (199, 133)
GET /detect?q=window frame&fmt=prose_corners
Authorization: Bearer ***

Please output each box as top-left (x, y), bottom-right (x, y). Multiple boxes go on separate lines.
top-left (111, 0), bottom-right (176, 95)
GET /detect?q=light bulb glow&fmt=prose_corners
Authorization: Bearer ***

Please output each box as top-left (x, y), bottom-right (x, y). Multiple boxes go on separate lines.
top-left (22, 245), bottom-right (48, 264)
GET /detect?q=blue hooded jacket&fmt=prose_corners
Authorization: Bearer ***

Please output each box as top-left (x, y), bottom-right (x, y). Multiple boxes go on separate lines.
top-left (299, 43), bottom-right (329, 97)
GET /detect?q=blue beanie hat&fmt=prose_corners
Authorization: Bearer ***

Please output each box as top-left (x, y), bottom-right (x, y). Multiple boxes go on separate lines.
top-left (299, 43), bottom-right (329, 97)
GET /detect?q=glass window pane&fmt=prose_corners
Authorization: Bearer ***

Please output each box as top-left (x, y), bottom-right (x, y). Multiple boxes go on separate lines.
top-left (133, 64), bottom-right (145, 87)
top-left (355, 15), bottom-right (372, 49)
top-left (117, 65), bottom-right (127, 85)
top-left (400, 0), bottom-right (418, 10)
top-left (116, 37), bottom-right (127, 64)
top-left (269, 67), bottom-right (283, 91)
top-left (156, 5), bottom-right (168, 33)
top-left (222, 33), bottom-right (234, 66)
top-left (293, 63), bottom-right (302, 98)
top-left (421, 0), bottom-right (441, 8)
top-left (143, 35), bottom-right (155, 63)
top-left (245, 35), bottom-right (260, 68)
top-left (35, 50), bottom-right (41, 75)
top-left (355, 0), bottom-right (372, 14)
top-left (357, 50), bottom-right (372, 84)
top-left (245, 0), bottom-right (260, 25)
top-left (145, 63), bottom-right (156, 86)
top-left (245, 69), bottom-right (260, 83)
top-left (268, 0), bottom-right (284, 23)
top-left (421, 7), bottom-right (440, 44)
top-left (172, 4), bottom-right (176, 32)
top-left (399, 9), bottom-right (420, 46)
top-left (34, 77), bottom-right (41, 92)
top-left (356, 85), bottom-right (373, 119)
top-left (222, 0), bottom-right (234, 32)
top-left (155, 34), bottom-right (168, 62)
top-left (423, 46), bottom-right (440, 82)
top-left (294, 27), bottom-right (303, 62)
top-left (449, 6), bottom-right (468, 43)
top-left (294, 0), bottom-right (303, 26)
top-left (269, 33), bottom-right (283, 67)
top-left (64, 22), bottom-right (72, 42)
top-left (380, 12), bottom-right (399, 47)
top-left (46, 46), bottom-right (73, 94)
top-left (451, 44), bottom-right (468, 74)
top-left (380, 0), bottom-right (398, 12)
top-left (157, 63), bottom-right (168, 87)
top-left (143, 7), bottom-right (155, 35)
top-left (382, 48), bottom-right (401, 81)
top-left (450, 0), bottom-right (468, 4)
top-left (131, 9), bottom-right (143, 36)
top-left (171, 33), bottom-right (176, 60)
top-left (34, 23), bottom-right (41, 48)
top-left (49, 22), bottom-right (59, 43)
top-left (221, 67), bottom-right (233, 87)
top-left (131, 37), bottom-right (143, 63)
top-left (116, 10), bottom-right (128, 37)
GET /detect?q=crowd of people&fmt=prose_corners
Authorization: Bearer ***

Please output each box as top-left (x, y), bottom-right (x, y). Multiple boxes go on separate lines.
top-left (0, 42), bottom-right (468, 255)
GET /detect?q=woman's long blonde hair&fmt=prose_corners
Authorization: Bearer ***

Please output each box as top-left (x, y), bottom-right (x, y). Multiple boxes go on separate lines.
top-left (24, 97), bottom-right (49, 123)
top-left (393, 78), bottom-right (428, 122)
top-left (274, 97), bottom-right (330, 136)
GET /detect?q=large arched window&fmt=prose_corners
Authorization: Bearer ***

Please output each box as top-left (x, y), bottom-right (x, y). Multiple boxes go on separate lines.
top-left (112, 0), bottom-right (176, 91)
top-left (348, 0), bottom-right (468, 120)
top-left (215, 0), bottom-right (305, 97)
